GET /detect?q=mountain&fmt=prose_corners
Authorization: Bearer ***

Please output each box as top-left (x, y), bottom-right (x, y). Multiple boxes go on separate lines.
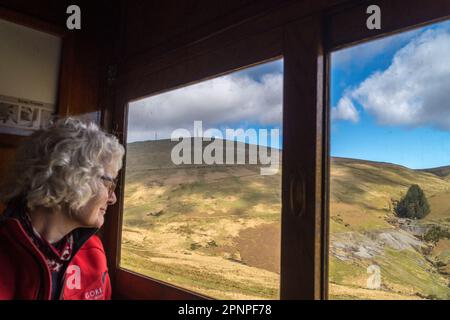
top-left (418, 165), bottom-right (450, 178)
top-left (120, 139), bottom-right (450, 300)
top-left (126, 138), bottom-right (281, 171)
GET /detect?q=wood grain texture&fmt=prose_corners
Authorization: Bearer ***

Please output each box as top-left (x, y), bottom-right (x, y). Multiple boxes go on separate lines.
top-left (326, 0), bottom-right (450, 51)
top-left (115, 269), bottom-right (208, 300)
top-left (281, 15), bottom-right (325, 299)
top-left (2, 0), bottom-right (449, 300)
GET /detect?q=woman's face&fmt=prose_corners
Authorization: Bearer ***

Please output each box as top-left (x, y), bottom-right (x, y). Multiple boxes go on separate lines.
top-left (75, 162), bottom-right (118, 228)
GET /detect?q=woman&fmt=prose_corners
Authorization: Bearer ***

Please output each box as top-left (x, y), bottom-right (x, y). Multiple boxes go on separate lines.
top-left (0, 117), bottom-right (125, 300)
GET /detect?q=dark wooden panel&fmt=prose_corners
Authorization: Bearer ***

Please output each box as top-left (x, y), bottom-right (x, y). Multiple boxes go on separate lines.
top-left (114, 269), bottom-right (208, 300)
top-left (326, 0), bottom-right (450, 51)
top-left (0, 146), bottom-right (17, 184)
top-left (57, 33), bottom-right (101, 122)
top-left (56, 1), bottom-right (121, 122)
top-left (121, 27), bottom-right (283, 103)
top-left (322, 41), bottom-right (332, 301)
top-left (120, 0), bottom-right (289, 60)
top-left (0, 143), bottom-right (20, 211)
top-left (0, 5), bottom-right (65, 35)
top-left (0, 0), bottom-right (67, 27)
top-left (281, 15), bottom-right (325, 299)
top-left (106, 0), bottom-right (342, 300)
top-left (118, 0), bottom-right (343, 88)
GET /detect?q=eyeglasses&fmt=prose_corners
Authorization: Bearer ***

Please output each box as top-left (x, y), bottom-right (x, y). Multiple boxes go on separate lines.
top-left (100, 175), bottom-right (118, 197)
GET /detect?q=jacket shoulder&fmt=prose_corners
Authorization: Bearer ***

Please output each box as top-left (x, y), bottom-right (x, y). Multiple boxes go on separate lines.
top-left (2, 218), bottom-right (65, 299)
top-left (74, 235), bottom-right (108, 271)
top-left (0, 232), bottom-right (15, 299)
top-left (80, 234), bottom-right (106, 253)
top-left (64, 234), bottom-right (111, 300)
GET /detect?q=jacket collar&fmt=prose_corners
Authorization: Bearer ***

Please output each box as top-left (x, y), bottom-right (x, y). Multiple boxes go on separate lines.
top-left (1, 196), bottom-right (98, 262)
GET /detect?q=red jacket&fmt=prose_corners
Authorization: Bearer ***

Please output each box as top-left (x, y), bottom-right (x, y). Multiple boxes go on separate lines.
top-left (0, 200), bottom-right (112, 300)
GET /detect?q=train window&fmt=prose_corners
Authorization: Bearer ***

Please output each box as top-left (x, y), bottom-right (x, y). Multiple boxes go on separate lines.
top-left (328, 19), bottom-right (450, 300)
top-left (120, 59), bottom-right (283, 299)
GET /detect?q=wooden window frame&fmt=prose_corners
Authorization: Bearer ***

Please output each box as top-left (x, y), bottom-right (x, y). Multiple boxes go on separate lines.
top-left (323, 0), bottom-right (450, 299)
top-left (104, 0), bottom-right (450, 300)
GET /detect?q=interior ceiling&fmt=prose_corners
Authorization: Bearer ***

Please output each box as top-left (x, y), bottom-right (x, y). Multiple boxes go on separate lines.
top-left (119, 0), bottom-right (294, 59)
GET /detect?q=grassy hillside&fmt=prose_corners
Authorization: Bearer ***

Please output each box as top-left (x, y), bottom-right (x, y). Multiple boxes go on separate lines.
top-left (419, 165), bottom-right (450, 178)
top-left (330, 157), bottom-right (450, 299)
top-left (120, 140), bottom-right (450, 299)
top-left (121, 139), bottom-right (282, 299)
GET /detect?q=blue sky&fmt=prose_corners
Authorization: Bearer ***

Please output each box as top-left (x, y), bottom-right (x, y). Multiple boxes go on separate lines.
top-left (331, 19), bottom-right (450, 169)
top-left (127, 59), bottom-right (283, 149)
top-left (127, 19), bottom-right (450, 169)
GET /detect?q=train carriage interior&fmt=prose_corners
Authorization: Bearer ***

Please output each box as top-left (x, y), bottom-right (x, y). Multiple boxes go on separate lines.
top-left (0, 0), bottom-right (449, 300)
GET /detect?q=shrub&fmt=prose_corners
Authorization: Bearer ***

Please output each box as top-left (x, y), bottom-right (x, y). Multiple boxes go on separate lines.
top-left (423, 225), bottom-right (450, 244)
top-left (395, 184), bottom-right (430, 219)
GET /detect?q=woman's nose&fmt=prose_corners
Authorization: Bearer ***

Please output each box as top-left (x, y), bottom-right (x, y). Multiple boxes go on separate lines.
top-left (107, 191), bottom-right (117, 205)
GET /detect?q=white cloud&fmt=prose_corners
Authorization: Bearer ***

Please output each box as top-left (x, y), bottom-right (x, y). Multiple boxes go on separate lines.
top-left (332, 27), bottom-right (421, 70)
top-left (331, 96), bottom-right (359, 123)
top-left (335, 27), bottom-right (450, 129)
top-left (127, 72), bottom-right (282, 143)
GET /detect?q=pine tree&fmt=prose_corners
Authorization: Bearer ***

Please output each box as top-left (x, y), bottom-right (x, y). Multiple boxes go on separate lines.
top-left (395, 184), bottom-right (430, 219)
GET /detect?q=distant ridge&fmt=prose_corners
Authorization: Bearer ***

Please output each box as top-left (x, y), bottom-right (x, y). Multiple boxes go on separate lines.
top-left (332, 157), bottom-right (450, 177)
top-left (126, 138), bottom-right (281, 170)
top-left (126, 140), bottom-right (449, 177)
top-left (331, 156), bottom-right (412, 170)
top-left (418, 165), bottom-right (450, 177)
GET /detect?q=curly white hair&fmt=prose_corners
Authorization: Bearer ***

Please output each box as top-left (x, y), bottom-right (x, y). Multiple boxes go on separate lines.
top-left (1, 117), bottom-right (125, 214)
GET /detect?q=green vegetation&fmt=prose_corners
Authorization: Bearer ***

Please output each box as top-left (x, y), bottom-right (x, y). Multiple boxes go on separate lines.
top-left (121, 249), bottom-right (279, 299)
top-left (394, 184), bottom-right (430, 219)
top-left (121, 140), bottom-right (450, 300)
top-left (330, 159), bottom-right (449, 300)
top-left (381, 248), bottom-right (449, 299)
top-left (423, 225), bottom-right (450, 244)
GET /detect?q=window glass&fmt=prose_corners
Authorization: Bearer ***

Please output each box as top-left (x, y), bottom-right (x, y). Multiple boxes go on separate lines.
top-left (121, 59), bottom-right (283, 299)
top-left (329, 20), bottom-right (450, 300)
